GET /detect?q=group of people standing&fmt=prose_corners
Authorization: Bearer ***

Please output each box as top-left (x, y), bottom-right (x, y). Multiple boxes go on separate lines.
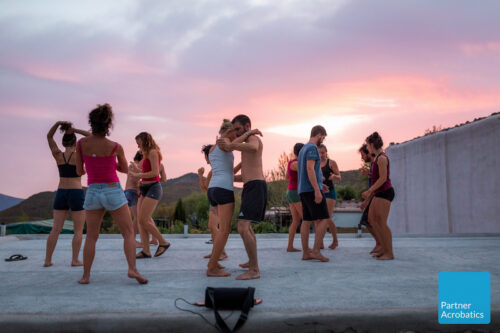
top-left (45, 104), bottom-right (395, 285)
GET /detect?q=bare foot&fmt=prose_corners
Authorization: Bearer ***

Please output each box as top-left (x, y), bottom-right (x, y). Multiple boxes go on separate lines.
top-left (219, 254), bottom-right (228, 260)
top-left (371, 252), bottom-right (383, 258)
top-left (302, 251), bottom-right (329, 262)
top-left (43, 262), bottom-right (53, 267)
top-left (370, 246), bottom-right (383, 254)
top-left (71, 260), bottom-right (83, 267)
top-left (377, 254), bottom-right (394, 260)
top-left (216, 263), bottom-right (225, 270)
top-left (203, 253), bottom-right (212, 259)
top-left (78, 277), bottom-right (90, 284)
top-left (239, 262), bottom-right (249, 268)
top-left (150, 240), bottom-right (159, 245)
top-left (236, 270), bottom-right (260, 280)
top-left (320, 244), bottom-right (325, 249)
top-left (135, 241), bottom-right (143, 248)
top-left (328, 242), bottom-right (338, 250)
top-left (207, 267), bottom-right (231, 277)
top-left (287, 247), bottom-right (301, 252)
top-left (128, 270), bottom-right (148, 284)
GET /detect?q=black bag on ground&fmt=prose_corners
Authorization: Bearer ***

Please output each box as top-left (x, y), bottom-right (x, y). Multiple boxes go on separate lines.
top-left (204, 287), bottom-right (256, 333)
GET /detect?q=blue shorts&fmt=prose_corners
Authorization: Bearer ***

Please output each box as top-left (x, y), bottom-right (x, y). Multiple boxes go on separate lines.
top-left (124, 189), bottom-right (139, 207)
top-left (324, 188), bottom-right (337, 200)
top-left (53, 189), bottom-right (85, 211)
top-left (83, 183), bottom-right (127, 211)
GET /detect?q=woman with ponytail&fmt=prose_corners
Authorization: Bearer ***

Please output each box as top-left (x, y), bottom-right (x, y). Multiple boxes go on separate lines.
top-left (76, 104), bottom-right (148, 284)
top-left (129, 132), bottom-right (171, 259)
top-left (45, 121), bottom-right (90, 267)
top-left (362, 132), bottom-right (395, 260)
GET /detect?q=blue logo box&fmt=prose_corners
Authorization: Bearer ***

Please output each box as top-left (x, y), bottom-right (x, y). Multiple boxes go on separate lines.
top-left (438, 272), bottom-right (490, 324)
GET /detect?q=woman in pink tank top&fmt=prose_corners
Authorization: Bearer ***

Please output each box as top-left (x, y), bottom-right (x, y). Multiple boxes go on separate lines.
top-left (75, 104), bottom-right (148, 284)
top-left (129, 132), bottom-right (171, 259)
top-left (286, 143), bottom-right (304, 252)
top-left (361, 131), bottom-right (395, 261)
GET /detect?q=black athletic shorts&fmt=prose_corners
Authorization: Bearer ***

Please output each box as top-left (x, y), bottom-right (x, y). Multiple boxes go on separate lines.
top-left (299, 191), bottom-right (330, 221)
top-left (374, 187), bottom-right (395, 202)
top-left (239, 180), bottom-right (267, 223)
top-left (139, 182), bottom-right (163, 201)
top-left (53, 189), bottom-right (85, 211)
top-left (207, 187), bottom-right (235, 207)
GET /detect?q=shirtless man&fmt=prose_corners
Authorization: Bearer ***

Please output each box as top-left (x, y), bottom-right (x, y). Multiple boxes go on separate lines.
top-left (218, 115), bottom-right (265, 280)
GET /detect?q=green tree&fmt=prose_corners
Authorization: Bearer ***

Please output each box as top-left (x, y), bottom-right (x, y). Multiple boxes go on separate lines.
top-left (337, 185), bottom-right (356, 201)
top-left (173, 199), bottom-right (186, 223)
top-left (17, 210), bottom-right (30, 222)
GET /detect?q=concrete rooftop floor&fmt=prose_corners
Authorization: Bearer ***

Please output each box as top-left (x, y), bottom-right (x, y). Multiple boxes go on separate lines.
top-left (0, 233), bottom-right (498, 332)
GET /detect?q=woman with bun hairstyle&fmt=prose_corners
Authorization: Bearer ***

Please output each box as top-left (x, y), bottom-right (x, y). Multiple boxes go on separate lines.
top-left (45, 121), bottom-right (90, 267)
top-left (129, 132), bottom-right (171, 259)
top-left (362, 132), bottom-right (395, 260)
top-left (286, 143), bottom-right (304, 252)
top-left (75, 104), bottom-right (148, 284)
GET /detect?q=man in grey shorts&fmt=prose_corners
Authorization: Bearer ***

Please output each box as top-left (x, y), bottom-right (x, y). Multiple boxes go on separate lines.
top-left (218, 115), bottom-right (265, 280)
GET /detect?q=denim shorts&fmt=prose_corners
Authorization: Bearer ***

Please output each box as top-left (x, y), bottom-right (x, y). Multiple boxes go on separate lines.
top-left (124, 189), bottom-right (139, 207)
top-left (83, 182), bottom-right (128, 211)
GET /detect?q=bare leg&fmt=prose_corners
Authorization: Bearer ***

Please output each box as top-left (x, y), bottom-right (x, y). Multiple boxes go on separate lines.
top-left (303, 219), bottom-right (329, 262)
top-left (137, 196), bottom-right (168, 256)
top-left (207, 204), bottom-right (233, 277)
top-left (71, 210), bottom-right (85, 266)
top-left (287, 202), bottom-right (302, 252)
top-left (326, 199), bottom-right (338, 249)
top-left (78, 209), bottom-right (105, 284)
top-left (236, 220), bottom-right (260, 280)
top-left (44, 210), bottom-right (67, 267)
top-left (110, 205), bottom-right (148, 283)
top-left (130, 205), bottom-right (143, 247)
top-left (301, 220), bottom-right (312, 258)
top-left (368, 202), bottom-right (385, 257)
top-left (372, 198), bottom-right (394, 260)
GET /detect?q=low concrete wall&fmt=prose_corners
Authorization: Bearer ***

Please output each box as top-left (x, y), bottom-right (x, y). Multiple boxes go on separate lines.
top-left (386, 114), bottom-right (500, 234)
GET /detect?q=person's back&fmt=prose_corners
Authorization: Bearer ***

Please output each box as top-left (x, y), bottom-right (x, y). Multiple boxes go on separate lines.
top-left (298, 142), bottom-right (323, 194)
top-left (208, 145), bottom-right (234, 191)
top-left (78, 136), bottom-right (119, 185)
top-left (371, 153), bottom-right (392, 193)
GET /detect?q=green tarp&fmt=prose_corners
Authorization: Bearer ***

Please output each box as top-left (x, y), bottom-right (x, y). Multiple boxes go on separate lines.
top-left (7, 219), bottom-right (74, 234)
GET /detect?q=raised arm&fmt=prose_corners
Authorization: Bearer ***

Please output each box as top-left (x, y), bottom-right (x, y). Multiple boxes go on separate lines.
top-left (73, 128), bottom-right (91, 137)
top-left (227, 135), bottom-right (260, 153)
top-left (198, 167), bottom-right (208, 192)
top-left (47, 121), bottom-right (62, 156)
top-left (115, 144), bottom-right (128, 174)
top-left (75, 140), bottom-right (86, 176)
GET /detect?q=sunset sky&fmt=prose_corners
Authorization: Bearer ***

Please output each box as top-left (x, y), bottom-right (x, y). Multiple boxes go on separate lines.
top-left (1, 0), bottom-right (499, 198)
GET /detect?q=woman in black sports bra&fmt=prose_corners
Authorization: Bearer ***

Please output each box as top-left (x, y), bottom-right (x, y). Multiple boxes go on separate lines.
top-left (45, 121), bottom-right (90, 267)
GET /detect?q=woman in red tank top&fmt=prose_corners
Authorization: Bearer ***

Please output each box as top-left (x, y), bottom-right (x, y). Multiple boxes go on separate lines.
top-left (75, 104), bottom-right (147, 284)
top-left (361, 132), bottom-right (395, 260)
top-left (129, 132), bottom-right (171, 259)
top-left (286, 143), bottom-right (304, 252)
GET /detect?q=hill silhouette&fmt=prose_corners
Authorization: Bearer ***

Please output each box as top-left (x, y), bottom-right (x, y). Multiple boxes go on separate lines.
top-left (0, 193), bottom-right (24, 211)
top-left (0, 170), bottom-right (366, 223)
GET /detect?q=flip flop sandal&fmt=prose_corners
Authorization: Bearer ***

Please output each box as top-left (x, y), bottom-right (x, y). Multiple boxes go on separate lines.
top-left (136, 251), bottom-right (151, 259)
top-left (154, 243), bottom-right (170, 257)
top-left (5, 254), bottom-right (28, 262)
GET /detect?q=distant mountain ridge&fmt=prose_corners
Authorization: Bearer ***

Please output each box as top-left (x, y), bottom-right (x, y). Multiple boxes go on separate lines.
top-left (0, 170), bottom-right (365, 223)
top-left (0, 194), bottom-right (24, 211)
top-left (0, 173), bottom-right (203, 224)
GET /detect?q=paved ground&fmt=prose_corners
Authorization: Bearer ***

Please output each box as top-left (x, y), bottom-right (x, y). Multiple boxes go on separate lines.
top-left (0, 234), bottom-right (498, 332)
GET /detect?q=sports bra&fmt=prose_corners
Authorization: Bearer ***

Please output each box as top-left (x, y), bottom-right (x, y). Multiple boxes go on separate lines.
top-left (57, 152), bottom-right (79, 178)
